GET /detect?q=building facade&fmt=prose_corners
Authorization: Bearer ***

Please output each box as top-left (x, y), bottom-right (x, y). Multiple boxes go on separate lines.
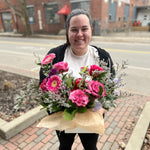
top-left (0, 0), bottom-right (150, 35)
top-left (0, 0), bottom-right (18, 32)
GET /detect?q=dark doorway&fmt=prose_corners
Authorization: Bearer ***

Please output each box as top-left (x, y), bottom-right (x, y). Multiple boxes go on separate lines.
top-left (2, 12), bottom-right (13, 32)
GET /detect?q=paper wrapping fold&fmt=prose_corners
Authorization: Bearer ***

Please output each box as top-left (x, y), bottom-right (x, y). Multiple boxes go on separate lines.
top-left (37, 109), bottom-right (104, 135)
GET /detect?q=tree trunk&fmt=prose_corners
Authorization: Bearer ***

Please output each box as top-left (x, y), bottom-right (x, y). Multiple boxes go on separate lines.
top-left (23, 9), bottom-right (32, 36)
top-left (18, 0), bottom-right (31, 36)
top-left (20, 0), bottom-right (31, 36)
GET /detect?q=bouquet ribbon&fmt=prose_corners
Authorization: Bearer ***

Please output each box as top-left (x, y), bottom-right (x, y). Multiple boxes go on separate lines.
top-left (37, 109), bottom-right (104, 135)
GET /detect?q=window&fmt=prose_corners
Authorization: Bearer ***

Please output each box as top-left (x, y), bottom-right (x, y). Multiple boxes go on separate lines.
top-left (71, 0), bottom-right (90, 12)
top-left (124, 4), bottom-right (129, 22)
top-left (118, 16), bottom-right (121, 22)
top-left (144, 15), bottom-right (147, 20)
top-left (123, 16), bottom-right (126, 21)
top-left (44, 3), bottom-right (59, 24)
top-left (27, 5), bottom-right (35, 24)
top-left (109, 14), bottom-right (112, 21)
top-left (108, 0), bottom-right (117, 22)
top-left (132, 7), bottom-right (137, 22)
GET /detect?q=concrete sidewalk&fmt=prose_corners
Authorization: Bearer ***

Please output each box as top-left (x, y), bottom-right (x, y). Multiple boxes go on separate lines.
top-left (0, 94), bottom-right (149, 150)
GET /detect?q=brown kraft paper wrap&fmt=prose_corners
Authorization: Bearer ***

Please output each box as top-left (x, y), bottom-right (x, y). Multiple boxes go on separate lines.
top-left (37, 109), bottom-right (105, 135)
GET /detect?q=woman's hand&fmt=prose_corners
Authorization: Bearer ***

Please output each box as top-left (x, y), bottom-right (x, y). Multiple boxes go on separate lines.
top-left (99, 108), bottom-right (106, 115)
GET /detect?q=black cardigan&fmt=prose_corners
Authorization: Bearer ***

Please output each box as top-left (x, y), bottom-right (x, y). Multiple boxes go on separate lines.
top-left (39, 44), bottom-right (115, 84)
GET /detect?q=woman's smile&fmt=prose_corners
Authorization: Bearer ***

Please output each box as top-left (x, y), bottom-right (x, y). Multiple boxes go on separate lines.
top-left (68, 14), bottom-right (92, 56)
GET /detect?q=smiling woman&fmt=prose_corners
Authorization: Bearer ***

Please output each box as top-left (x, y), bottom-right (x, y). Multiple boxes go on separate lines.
top-left (39, 9), bottom-right (115, 150)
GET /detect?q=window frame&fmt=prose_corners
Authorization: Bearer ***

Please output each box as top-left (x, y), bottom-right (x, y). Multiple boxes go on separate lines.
top-left (44, 2), bottom-right (60, 24)
top-left (27, 5), bottom-right (35, 24)
top-left (108, 0), bottom-right (117, 22)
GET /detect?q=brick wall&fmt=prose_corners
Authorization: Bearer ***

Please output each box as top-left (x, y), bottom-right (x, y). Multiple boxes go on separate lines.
top-left (21, 0), bottom-right (70, 34)
top-left (0, 0), bottom-right (149, 34)
top-left (0, 15), bottom-right (3, 32)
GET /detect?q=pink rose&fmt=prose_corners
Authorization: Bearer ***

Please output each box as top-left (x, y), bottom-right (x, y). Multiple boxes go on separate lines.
top-left (46, 75), bottom-right (61, 92)
top-left (85, 80), bottom-right (106, 98)
top-left (89, 65), bottom-right (104, 76)
top-left (41, 53), bottom-right (55, 65)
top-left (53, 61), bottom-right (69, 73)
top-left (69, 89), bottom-right (89, 107)
top-left (40, 78), bottom-right (48, 93)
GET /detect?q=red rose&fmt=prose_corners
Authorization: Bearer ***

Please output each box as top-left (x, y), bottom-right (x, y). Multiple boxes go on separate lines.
top-left (74, 78), bottom-right (82, 89)
top-left (90, 65), bottom-right (104, 76)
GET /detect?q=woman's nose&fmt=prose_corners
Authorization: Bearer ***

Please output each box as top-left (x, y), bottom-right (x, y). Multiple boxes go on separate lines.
top-left (77, 29), bottom-right (83, 36)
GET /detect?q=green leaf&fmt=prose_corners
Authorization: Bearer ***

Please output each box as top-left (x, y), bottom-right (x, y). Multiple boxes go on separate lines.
top-left (68, 100), bottom-right (77, 107)
top-left (77, 107), bottom-right (87, 113)
top-left (51, 105), bottom-right (62, 112)
top-left (40, 102), bottom-right (49, 108)
top-left (63, 108), bottom-right (77, 121)
top-left (37, 62), bottom-right (41, 65)
top-left (79, 66), bottom-right (88, 74)
top-left (72, 80), bottom-right (76, 89)
top-left (99, 85), bottom-right (103, 95)
top-left (62, 73), bottom-right (67, 81)
top-left (98, 72), bottom-right (107, 80)
top-left (87, 103), bottom-right (95, 108)
top-left (66, 77), bottom-right (72, 88)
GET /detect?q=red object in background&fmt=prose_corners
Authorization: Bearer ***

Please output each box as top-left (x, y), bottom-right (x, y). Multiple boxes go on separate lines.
top-left (57, 4), bottom-right (70, 15)
top-left (137, 20), bottom-right (141, 26)
top-left (133, 22), bottom-right (137, 26)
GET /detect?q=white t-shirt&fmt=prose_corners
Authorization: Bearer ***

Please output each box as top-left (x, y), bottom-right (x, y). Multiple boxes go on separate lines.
top-left (63, 45), bottom-right (99, 78)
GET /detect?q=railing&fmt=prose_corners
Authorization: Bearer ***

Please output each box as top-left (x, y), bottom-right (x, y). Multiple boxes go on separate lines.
top-left (132, 26), bottom-right (149, 31)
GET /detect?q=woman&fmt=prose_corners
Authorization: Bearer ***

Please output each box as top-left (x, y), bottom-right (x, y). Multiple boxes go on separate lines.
top-left (40, 9), bottom-right (115, 150)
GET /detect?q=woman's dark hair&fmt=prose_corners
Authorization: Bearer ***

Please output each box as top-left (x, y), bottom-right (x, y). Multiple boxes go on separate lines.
top-left (65, 9), bottom-right (92, 45)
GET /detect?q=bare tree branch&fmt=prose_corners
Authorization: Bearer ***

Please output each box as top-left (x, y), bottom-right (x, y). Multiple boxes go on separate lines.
top-left (2, 0), bottom-right (23, 17)
top-left (1, 0), bottom-right (32, 36)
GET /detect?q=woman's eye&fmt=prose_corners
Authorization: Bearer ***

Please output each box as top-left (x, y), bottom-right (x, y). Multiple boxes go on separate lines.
top-left (82, 28), bottom-right (88, 32)
top-left (71, 29), bottom-right (77, 32)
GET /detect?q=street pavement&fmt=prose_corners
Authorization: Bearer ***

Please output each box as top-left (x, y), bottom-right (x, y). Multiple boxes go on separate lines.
top-left (0, 31), bottom-right (150, 43)
top-left (0, 31), bottom-right (150, 150)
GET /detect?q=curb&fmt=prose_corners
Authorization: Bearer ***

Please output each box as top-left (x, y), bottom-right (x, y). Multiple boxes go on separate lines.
top-left (0, 106), bottom-right (47, 139)
top-left (0, 33), bottom-right (150, 44)
top-left (0, 64), bottom-right (39, 79)
top-left (125, 102), bottom-right (150, 150)
top-left (92, 36), bottom-right (150, 44)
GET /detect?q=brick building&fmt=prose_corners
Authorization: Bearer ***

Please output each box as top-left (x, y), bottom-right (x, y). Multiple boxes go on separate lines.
top-left (0, 0), bottom-right (150, 35)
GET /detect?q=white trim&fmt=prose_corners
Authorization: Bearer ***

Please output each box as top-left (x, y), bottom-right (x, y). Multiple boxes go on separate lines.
top-left (47, 2), bottom-right (58, 5)
top-left (27, 5), bottom-right (34, 8)
top-left (70, 0), bottom-right (90, 3)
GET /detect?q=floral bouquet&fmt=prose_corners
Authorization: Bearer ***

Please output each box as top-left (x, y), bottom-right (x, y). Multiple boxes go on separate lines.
top-left (14, 53), bottom-right (127, 134)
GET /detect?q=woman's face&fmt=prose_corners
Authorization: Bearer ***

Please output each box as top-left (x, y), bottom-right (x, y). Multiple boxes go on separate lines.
top-left (68, 14), bottom-right (92, 56)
